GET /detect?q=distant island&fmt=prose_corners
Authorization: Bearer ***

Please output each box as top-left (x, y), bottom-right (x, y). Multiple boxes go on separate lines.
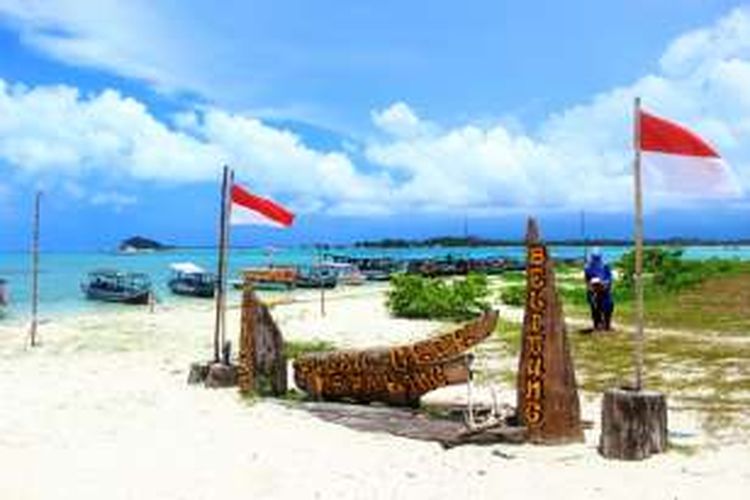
top-left (354, 236), bottom-right (750, 248)
top-left (118, 236), bottom-right (174, 253)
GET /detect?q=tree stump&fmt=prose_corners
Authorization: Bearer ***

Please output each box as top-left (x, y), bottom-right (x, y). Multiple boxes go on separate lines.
top-left (599, 387), bottom-right (668, 460)
top-left (205, 362), bottom-right (238, 388)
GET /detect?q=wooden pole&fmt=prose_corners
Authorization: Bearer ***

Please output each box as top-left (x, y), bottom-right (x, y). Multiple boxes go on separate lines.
top-left (220, 169), bottom-right (234, 358)
top-left (213, 165), bottom-right (231, 363)
top-left (633, 97), bottom-right (645, 390)
top-left (29, 191), bottom-right (41, 347)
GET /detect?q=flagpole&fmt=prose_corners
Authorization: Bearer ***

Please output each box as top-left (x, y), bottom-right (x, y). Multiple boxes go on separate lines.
top-left (221, 169), bottom-right (235, 359)
top-left (29, 191), bottom-right (41, 347)
top-left (213, 165), bottom-right (231, 363)
top-left (633, 97), bottom-right (645, 391)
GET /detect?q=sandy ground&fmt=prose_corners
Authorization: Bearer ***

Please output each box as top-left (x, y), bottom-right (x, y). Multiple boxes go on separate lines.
top-left (1, 285), bottom-right (748, 499)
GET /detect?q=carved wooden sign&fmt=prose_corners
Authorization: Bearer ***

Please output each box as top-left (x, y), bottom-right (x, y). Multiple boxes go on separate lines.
top-left (294, 310), bottom-right (498, 405)
top-left (237, 283), bottom-right (287, 396)
top-left (516, 218), bottom-right (583, 444)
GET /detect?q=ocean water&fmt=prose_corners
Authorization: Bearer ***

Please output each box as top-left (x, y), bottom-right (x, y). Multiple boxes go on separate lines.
top-left (1, 245), bottom-right (748, 320)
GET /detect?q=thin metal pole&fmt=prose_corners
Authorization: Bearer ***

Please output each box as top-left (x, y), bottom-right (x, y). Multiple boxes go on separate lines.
top-left (29, 191), bottom-right (41, 347)
top-left (213, 166), bottom-right (230, 363)
top-left (318, 245), bottom-right (326, 317)
top-left (633, 97), bottom-right (645, 391)
top-left (580, 210), bottom-right (588, 261)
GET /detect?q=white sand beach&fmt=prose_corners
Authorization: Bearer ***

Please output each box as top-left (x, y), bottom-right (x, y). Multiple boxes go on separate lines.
top-left (1, 285), bottom-right (748, 500)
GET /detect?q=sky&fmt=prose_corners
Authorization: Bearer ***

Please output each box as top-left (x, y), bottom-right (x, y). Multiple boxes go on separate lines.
top-left (0, 0), bottom-right (749, 250)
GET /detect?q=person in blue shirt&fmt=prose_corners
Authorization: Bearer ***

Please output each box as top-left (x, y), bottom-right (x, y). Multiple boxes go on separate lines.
top-left (584, 248), bottom-right (614, 331)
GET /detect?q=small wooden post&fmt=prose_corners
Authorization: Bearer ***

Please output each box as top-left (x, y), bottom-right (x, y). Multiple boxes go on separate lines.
top-left (29, 191), bottom-right (41, 347)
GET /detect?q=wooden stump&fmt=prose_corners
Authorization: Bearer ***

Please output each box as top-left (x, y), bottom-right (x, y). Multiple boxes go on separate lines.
top-left (599, 387), bottom-right (668, 460)
top-left (205, 362), bottom-right (238, 388)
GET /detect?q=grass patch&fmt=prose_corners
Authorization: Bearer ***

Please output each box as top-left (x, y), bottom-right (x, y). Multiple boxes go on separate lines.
top-left (284, 339), bottom-right (336, 359)
top-left (471, 296), bottom-right (750, 438)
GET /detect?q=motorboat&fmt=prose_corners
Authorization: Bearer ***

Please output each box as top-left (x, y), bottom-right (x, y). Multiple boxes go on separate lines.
top-left (81, 269), bottom-right (153, 305)
top-left (168, 262), bottom-right (216, 298)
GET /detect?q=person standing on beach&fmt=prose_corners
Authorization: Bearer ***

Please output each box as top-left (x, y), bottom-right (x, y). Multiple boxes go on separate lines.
top-left (584, 248), bottom-right (614, 331)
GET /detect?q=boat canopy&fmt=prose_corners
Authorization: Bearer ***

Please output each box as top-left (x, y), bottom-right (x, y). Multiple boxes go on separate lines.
top-left (170, 262), bottom-right (207, 274)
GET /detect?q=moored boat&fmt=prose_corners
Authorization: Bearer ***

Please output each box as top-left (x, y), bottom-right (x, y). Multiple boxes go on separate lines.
top-left (81, 270), bottom-right (153, 305)
top-left (295, 265), bottom-right (337, 289)
top-left (242, 267), bottom-right (297, 291)
top-left (0, 278), bottom-right (8, 316)
top-left (322, 262), bottom-right (366, 286)
top-left (168, 262), bottom-right (216, 298)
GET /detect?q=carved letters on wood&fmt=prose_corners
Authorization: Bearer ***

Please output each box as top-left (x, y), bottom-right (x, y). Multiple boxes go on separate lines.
top-left (516, 218), bottom-right (583, 444)
top-left (521, 244), bottom-right (547, 428)
top-left (293, 310), bottom-right (499, 405)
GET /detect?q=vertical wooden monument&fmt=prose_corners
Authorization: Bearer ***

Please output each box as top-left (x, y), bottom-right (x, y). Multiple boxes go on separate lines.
top-left (238, 276), bottom-right (287, 396)
top-left (516, 217), bottom-right (583, 444)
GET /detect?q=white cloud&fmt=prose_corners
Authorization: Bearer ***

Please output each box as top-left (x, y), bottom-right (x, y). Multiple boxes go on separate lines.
top-left (0, 78), bottom-right (392, 214)
top-left (0, 0), bottom-right (202, 94)
top-left (371, 102), bottom-right (429, 138)
top-left (89, 191), bottom-right (137, 211)
top-left (366, 6), bottom-right (750, 213)
top-left (1, 6), bottom-right (750, 216)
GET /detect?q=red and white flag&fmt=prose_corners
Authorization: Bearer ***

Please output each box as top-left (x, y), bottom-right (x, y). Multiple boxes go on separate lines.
top-left (639, 110), bottom-right (743, 198)
top-left (230, 183), bottom-right (295, 228)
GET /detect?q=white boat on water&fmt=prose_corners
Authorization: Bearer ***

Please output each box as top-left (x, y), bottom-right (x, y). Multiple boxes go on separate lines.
top-left (168, 262), bottom-right (216, 298)
top-left (322, 262), bottom-right (366, 286)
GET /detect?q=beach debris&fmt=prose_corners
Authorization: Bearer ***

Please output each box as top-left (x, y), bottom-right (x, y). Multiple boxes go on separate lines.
top-left (187, 362), bottom-right (209, 385)
top-left (292, 310), bottom-right (498, 406)
top-left (297, 400), bottom-right (525, 447)
top-left (237, 281), bottom-right (287, 396)
top-left (516, 217), bottom-right (584, 444)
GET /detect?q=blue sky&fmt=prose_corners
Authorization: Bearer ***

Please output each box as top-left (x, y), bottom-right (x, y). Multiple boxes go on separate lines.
top-left (0, 0), bottom-right (749, 250)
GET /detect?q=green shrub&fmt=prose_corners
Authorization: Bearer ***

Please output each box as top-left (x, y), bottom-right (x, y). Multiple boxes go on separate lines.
top-left (387, 273), bottom-right (490, 320)
top-left (616, 248), bottom-right (744, 295)
top-left (499, 284), bottom-right (525, 306)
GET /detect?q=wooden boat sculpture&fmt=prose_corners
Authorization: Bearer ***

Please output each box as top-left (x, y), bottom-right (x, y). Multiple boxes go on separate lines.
top-left (293, 310), bottom-right (499, 406)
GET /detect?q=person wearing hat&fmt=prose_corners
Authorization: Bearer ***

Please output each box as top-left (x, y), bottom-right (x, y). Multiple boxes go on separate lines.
top-left (584, 248), bottom-right (614, 331)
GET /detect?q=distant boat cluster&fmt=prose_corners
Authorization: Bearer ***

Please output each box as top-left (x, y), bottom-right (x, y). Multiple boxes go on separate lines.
top-left (74, 253), bottom-right (542, 307)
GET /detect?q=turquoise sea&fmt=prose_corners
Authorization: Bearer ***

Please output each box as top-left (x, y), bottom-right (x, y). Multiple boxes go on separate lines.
top-left (1, 245), bottom-right (749, 320)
